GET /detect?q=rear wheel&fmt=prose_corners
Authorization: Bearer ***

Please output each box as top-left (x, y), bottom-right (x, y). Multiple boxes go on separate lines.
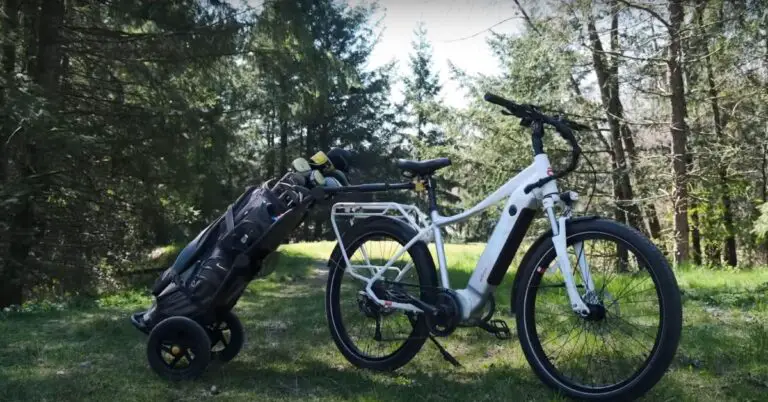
top-left (325, 219), bottom-right (437, 371)
top-left (208, 310), bottom-right (245, 363)
top-left (514, 218), bottom-right (681, 400)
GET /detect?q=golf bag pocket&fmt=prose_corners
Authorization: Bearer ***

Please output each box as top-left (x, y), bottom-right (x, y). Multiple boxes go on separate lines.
top-left (219, 187), bottom-right (286, 253)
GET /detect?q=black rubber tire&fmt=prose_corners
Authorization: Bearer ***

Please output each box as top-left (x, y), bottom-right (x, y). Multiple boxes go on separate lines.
top-left (514, 218), bottom-right (682, 401)
top-left (146, 316), bottom-right (212, 381)
top-left (325, 218), bottom-right (438, 371)
top-left (209, 310), bottom-right (245, 363)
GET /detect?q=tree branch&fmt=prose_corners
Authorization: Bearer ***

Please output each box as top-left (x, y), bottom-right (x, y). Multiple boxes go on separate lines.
top-left (513, 0), bottom-right (582, 97)
top-left (513, 0), bottom-right (542, 35)
top-left (616, 0), bottom-right (671, 30)
top-left (443, 16), bottom-right (523, 43)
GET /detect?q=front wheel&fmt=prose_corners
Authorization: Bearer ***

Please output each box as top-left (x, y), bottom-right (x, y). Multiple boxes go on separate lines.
top-left (146, 316), bottom-right (212, 381)
top-left (514, 218), bottom-right (682, 401)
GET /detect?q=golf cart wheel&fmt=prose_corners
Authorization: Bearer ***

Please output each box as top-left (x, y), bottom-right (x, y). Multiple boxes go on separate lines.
top-left (146, 316), bottom-right (211, 381)
top-left (209, 310), bottom-right (245, 363)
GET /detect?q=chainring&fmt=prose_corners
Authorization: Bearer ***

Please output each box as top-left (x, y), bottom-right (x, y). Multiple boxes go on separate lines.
top-left (426, 290), bottom-right (462, 337)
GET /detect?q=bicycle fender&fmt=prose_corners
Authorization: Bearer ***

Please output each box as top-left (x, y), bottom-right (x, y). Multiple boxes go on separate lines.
top-left (509, 215), bottom-right (601, 314)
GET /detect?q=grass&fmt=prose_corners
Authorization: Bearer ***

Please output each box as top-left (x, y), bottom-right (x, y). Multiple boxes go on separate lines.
top-left (1, 242), bottom-right (768, 401)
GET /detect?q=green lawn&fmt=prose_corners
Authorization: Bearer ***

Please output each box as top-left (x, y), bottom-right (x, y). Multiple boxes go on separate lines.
top-left (1, 242), bottom-right (768, 401)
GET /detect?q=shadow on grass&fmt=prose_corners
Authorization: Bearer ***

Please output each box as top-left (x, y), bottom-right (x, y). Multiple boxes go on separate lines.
top-left (2, 251), bottom-right (768, 401)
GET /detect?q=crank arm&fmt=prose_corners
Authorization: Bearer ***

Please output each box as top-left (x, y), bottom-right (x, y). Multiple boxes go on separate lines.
top-left (363, 285), bottom-right (431, 314)
top-left (394, 291), bottom-right (439, 315)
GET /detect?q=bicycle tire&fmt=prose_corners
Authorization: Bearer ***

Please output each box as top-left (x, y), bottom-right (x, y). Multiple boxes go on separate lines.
top-left (514, 218), bottom-right (681, 400)
top-left (325, 218), bottom-right (438, 371)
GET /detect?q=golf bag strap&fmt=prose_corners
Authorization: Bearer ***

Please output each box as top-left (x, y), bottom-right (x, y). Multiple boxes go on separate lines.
top-left (225, 204), bottom-right (235, 232)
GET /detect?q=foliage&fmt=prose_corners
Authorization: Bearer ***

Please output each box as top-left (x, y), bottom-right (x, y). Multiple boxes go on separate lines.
top-left (2, 0), bottom-right (768, 307)
top-left (754, 203), bottom-right (768, 240)
top-left (0, 0), bottom-right (403, 307)
top-left (403, 22), bottom-right (443, 146)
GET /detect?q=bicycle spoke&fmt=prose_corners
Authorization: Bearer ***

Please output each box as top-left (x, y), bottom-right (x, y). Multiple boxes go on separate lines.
top-left (336, 234), bottom-right (424, 360)
top-left (528, 234), bottom-right (664, 391)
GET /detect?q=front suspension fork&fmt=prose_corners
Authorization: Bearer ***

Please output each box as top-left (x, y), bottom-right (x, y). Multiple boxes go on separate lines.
top-left (544, 203), bottom-right (591, 316)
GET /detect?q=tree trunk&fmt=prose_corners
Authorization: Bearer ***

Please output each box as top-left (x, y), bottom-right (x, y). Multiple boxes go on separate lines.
top-left (1, 0), bottom-right (20, 183)
top-left (1, 0), bottom-right (64, 308)
top-left (706, 242), bottom-right (721, 266)
top-left (686, 115), bottom-right (702, 266)
top-left (586, 12), bottom-right (644, 233)
top-left (277, 75), bottom-right (290, 176)
top-left (22, 0), bottom-right (39, 75)
top-left (762, 143), bottom-right (768, 264)
top-left (1, 0), bottom-right (22, 308)
top-left (722, 186), bottom-right (737, 266)
top-left (668, 0), bottom-right (691, 265)
top-left (701, 16), bottom-right (737, 266)
top-left (266, 107), bottom-right (275, 178)
top-left (1, 0), bottom-right (19, 102)
top-left (646, 203), bottom-right (663, 241)
top-left (609, 5), bottom-right (661, 241)
top-left (609, 154), bottom-right (625, 224)
top-left (691, 204), bottom-right (702, 266)
top-left (279, 116), bottom-right (288, 175)
top-left (303, 123), bottom-right (314, 240)
top-left (35, 0), bottom-right (64, 94)
top-left (1, 0), bottom-right (23, 306)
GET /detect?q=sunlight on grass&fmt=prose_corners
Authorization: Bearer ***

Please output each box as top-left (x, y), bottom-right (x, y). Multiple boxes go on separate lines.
top-left (1, 242), bottom-right (767, 401)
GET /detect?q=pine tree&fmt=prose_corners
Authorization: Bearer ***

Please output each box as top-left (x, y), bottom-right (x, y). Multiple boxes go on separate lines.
top-left (403, 22), bottom-right (442, 146)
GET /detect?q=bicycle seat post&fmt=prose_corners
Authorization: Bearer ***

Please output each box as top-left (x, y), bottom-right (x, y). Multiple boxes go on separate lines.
top-left (426, 175), bottom-right (439, 214)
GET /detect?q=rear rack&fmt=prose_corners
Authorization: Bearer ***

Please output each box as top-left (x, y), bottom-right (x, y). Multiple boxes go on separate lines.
top-left (329, 202), bottom-right (433, 270)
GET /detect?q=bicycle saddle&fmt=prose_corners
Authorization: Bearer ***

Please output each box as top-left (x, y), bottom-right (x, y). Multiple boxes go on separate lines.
top-left (396, 157), bottom-right (452, 176)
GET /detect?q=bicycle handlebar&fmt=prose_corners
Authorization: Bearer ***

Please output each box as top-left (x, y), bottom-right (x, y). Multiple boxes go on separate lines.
top-left (483, 92), bottom-right (585, 193)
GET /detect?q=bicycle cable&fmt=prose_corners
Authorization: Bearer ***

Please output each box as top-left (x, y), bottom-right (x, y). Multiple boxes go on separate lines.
top-left (581, 151), bottom-right (597, 216)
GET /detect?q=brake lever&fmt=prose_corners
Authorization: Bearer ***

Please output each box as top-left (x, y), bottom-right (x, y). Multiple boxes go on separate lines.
top-left (557, 115), bottom-right (591, 132)
top-left (567, 121), bottom-right (591, 132)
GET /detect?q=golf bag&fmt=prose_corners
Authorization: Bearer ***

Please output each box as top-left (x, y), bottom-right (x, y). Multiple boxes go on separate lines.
top-left (131, 173), bottom-right (312, 333)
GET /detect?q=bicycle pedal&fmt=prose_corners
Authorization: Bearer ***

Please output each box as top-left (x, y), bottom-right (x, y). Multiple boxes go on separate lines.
top-left (479, 319), bottom-right (511, 340)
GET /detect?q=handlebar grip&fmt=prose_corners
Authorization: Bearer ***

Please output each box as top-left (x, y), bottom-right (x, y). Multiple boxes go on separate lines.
top-left (484, 92), bottom-right (584, 192)
top-left (483, 92), bottom-right (518, 111)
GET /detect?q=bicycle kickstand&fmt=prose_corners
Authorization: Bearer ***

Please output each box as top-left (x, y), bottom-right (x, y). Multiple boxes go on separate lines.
top-left (429, 335), bottom-right (462, 368)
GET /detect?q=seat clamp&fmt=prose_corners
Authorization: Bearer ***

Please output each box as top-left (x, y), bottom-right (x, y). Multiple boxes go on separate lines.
top-left (413, 178), bottom-right (427, 193)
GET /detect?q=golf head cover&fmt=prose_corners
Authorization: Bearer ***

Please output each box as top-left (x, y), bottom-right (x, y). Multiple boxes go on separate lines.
top-left (292, 157), bottom-right (311, 174)
top-left (327, 148), bottom-right (353, 173)
top-left (324, 170), bottom-right (349, 186)
top-left (309, 151), bottom-right (334, 173)
top-left (323, 176), bottom-right (342, 189)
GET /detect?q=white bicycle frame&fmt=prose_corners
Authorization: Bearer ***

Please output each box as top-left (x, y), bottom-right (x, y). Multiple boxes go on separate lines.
top-left (329, 153), bottom-right (594, 321)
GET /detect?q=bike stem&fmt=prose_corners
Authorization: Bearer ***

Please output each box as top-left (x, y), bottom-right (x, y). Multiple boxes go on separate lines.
top-left (543, 198), bottom-right (590, 316)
